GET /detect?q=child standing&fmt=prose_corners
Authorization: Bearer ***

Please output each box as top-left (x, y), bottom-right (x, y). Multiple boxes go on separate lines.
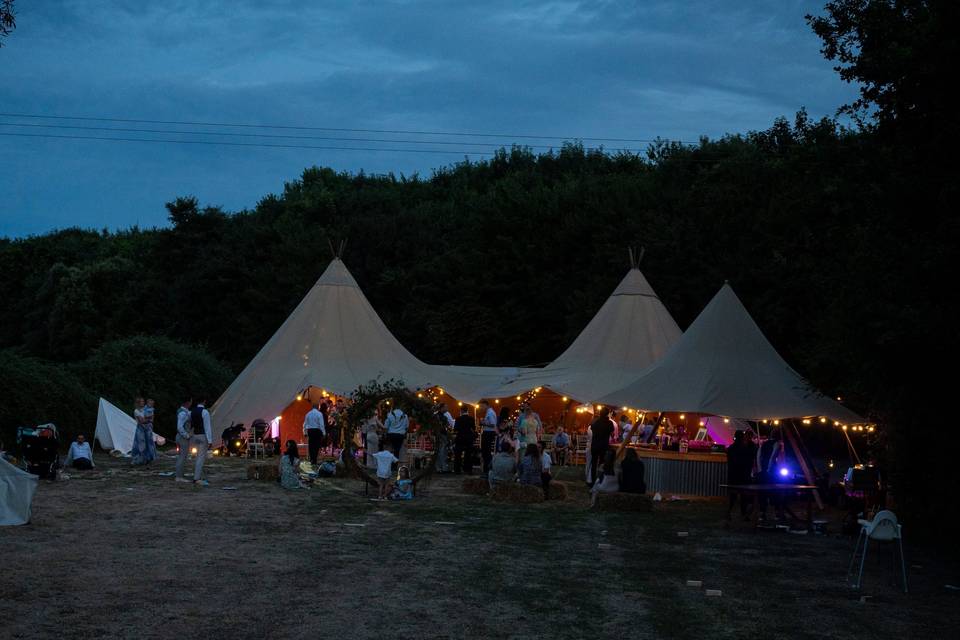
top-left (372, 443), bottom-right (399, 501)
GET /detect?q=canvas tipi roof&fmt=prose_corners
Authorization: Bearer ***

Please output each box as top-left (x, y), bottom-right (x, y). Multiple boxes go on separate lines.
top-left (210, 259), bottom-right (520, 434)
top-left (1, 456), bottom-right (38, 526)
top-left (599, 283), bottom-right (862, 422)
top-left (487, 267), bottom-right (682, 401)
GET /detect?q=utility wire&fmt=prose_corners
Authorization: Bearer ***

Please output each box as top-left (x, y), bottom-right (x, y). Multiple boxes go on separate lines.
top-left (0, 131), bottom-right (502, 155)
top-left (0, 121), bottom-right (636, 152)
top-left (0, 111), bottom-right (696, 145)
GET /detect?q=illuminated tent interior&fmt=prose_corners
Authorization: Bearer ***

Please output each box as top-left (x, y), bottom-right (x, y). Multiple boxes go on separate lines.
top-left (210, 258), bottom-right (524, 444)
top-left (599, 283), bottom-right (863, 424)
top-left (483, 265), bottom-right (682, 421)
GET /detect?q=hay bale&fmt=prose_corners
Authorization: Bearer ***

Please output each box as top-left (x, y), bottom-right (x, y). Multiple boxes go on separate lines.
top-left (491, 482), bottom-right (545, 504)
top-left (547, 480), bottom-right (569, 501)
top-left (462, 476), bottom-right (490, 495)
top-left (591, 492), bottom-right (653, 512)
top-left (247, 463), bottom-right (279, 481)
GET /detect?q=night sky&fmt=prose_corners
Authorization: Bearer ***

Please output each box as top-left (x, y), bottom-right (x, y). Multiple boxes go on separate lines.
top-left (1, 1), bottom-right (858, 237)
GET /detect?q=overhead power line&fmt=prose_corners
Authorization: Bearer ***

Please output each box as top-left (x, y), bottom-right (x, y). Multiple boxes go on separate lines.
top-left (0, 121), bottom-right (639, 152)
top-left (0, 111), bottom-right (696, 145)
top-left (0, 131), bottom-right (507, 155)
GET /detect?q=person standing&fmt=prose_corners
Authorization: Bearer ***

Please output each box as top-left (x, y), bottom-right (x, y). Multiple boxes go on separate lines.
top-left (189, 397), bottom-right (212, 486)
top-left (520, 405), bottom-right (541, 453)
top-left (479, 400), bottom-right (498, 475)
top-left (436, 403), bottom-right (455, 473)
top-left (328, 399), bottom-right (345, 455)
top-left (553, 426), bottom-right (570, 466)
top-left (384, 405), bottom-right (409, 458)
top-left (726, 430), bottom-right (756, 519)
top-left (303, 402), bottom-right (326, 466)
top-left (130, 397), bottom-right (156, 466)
top-left (589, 407), bottom-right (614, 486)
top-left (175, 397), bottom-right (193, 482)
top-left (618, 413), bottom-right (633, 443)
top-left (453, 405), bottom-right (476, 474)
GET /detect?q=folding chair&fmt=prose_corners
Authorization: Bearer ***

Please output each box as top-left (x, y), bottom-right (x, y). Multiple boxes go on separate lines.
top-left (847, 509), bottom-right (908, 593)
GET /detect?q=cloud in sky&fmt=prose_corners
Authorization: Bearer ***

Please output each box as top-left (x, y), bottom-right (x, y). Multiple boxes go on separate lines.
top-left (0, 0), bottom-right (857, 237)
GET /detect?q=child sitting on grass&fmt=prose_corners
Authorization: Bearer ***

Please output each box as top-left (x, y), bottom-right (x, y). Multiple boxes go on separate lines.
top-left (389, 465), bottom-right (414, 500)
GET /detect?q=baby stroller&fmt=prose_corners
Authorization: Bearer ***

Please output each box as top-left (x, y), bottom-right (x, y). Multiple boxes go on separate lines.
top-left (16, 423), bottom-right (60, 479)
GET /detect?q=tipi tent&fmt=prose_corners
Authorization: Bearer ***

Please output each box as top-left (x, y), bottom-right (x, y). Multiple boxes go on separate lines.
top-left (1, 456), bottom-right (38, 526)
top-left (211, 258), bottom-right (522, 436)
top-left (487, 267), bottom-right (682, 402)
top-left (94, 397), bottom-right (165, 454)
top-left (599, 283), bottom-right (862, 423)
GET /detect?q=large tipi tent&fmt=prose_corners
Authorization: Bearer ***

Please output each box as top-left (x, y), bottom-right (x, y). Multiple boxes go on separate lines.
top-left (487, 266), bottom-right (682, 402)
top-left (94, 397), bottom-right (165, 454)
top-left (1, 456), bottom-right (38, 526)
top-left (599, 283), bottom-right (862, 423)
top-left (210, 258), bottom-right (522, 437)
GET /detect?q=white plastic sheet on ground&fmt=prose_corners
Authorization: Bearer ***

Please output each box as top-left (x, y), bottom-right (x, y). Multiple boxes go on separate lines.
top-left (1, 456), bottom-right (38, 526)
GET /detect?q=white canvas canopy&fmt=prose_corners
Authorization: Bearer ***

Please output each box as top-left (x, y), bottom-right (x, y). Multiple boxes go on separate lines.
top-left (210, 258), bottom-right (523, 438)
top-left (486, 267), bottom-right (682, 401)
top-left (1, 456), bottom-right (38, 526)
top-left (599, 283), bottom-right (862, 423)
top-left (94, 397), bottom-right (165, 454)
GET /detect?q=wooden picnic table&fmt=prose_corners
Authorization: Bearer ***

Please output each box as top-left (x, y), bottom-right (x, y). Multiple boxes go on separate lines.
top-left (720, 483), bottom-right (818, 531)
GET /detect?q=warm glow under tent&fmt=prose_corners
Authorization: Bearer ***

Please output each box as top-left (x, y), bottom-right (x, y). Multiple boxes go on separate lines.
top-left (1, 456), bottom-right (38, 526)
top-left (485, 266), bottom-right (682, 402)
top-left (599, 283), bottom-right (862, 423)
top-left (94, 397), bottom-right (165, 454)
top-left (210, 258), bottom-right (524, 438)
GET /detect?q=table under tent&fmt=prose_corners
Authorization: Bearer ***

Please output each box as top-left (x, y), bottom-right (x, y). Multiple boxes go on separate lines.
top-left (210, 257), bottom-right (525, 455)
top-left (598, 282), bottom-right (868, 498)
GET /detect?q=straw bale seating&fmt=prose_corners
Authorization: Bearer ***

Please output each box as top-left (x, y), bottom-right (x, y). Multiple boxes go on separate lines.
top-left (491, 482), bottom-right (544, 504)
top-left (462, 476), bottom-right (490, 495)
top-left (546, 480), bottom-right (569, 501)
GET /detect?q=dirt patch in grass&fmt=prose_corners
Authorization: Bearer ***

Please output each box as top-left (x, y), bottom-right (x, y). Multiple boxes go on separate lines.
top-left (2, 457), bottom-right (957, 639)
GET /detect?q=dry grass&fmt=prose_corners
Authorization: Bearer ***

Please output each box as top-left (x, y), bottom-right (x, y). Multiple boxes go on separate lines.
top-left (2, 454), bottom-right (957, 640)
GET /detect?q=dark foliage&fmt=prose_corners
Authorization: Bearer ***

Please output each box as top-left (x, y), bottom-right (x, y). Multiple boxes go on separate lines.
top-left (0, 1), bottom-right (956, 534)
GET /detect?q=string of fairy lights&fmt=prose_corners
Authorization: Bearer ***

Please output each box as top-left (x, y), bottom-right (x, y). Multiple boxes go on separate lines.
top-left (277, 385), bottom-right (874, 437)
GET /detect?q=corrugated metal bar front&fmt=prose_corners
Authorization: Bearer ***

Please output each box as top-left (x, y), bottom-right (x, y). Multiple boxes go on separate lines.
top-left (644, 456), bottom-right (728, 497)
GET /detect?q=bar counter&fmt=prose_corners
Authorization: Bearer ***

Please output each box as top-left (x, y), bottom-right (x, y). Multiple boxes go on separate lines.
top-left (630, 446), bottom-right (728, 497)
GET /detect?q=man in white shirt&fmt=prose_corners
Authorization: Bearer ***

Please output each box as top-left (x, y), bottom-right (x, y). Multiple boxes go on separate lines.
top-left (479, 400), bottom-right (498, 475)
top-left (64, 434), bottom-right (94, 470)
top-left (189, 397), bottom-right (213, 486)
top-left (384, 406), bottom-right (409, 457)
top-left (303, 402), bottom-right (326, 465)
top-left (175, 397), bottom-right (192, 482)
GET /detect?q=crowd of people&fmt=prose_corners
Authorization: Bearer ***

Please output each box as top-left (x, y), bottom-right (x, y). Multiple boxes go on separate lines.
top-left (52, 394), bottom-right (653, 502)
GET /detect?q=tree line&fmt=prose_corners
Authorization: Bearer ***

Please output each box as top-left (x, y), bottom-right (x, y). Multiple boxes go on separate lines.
top-left (0, 0), bottom-right (956, 533)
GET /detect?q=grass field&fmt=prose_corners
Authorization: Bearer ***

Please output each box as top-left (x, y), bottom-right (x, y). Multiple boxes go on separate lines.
top-left (2, 452), bottom-right (957, 639)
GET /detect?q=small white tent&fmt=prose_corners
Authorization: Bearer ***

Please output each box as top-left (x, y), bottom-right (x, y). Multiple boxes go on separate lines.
top-left (94, 397), bottom-right (165, 454)
top-left (1, 456), bottom-right (38, 526)
top-left (599, 283), bottom-right (862, 423)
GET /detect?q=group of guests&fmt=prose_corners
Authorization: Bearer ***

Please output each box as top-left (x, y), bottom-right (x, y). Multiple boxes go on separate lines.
top-left (488, 441), bottom-right (555, 496)
top-left (62, 394), bottom-right (214, 487)
top-left (725, 427), bottom-right (785, 519)
top-left (302, 399), bottom-right (348, 465)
